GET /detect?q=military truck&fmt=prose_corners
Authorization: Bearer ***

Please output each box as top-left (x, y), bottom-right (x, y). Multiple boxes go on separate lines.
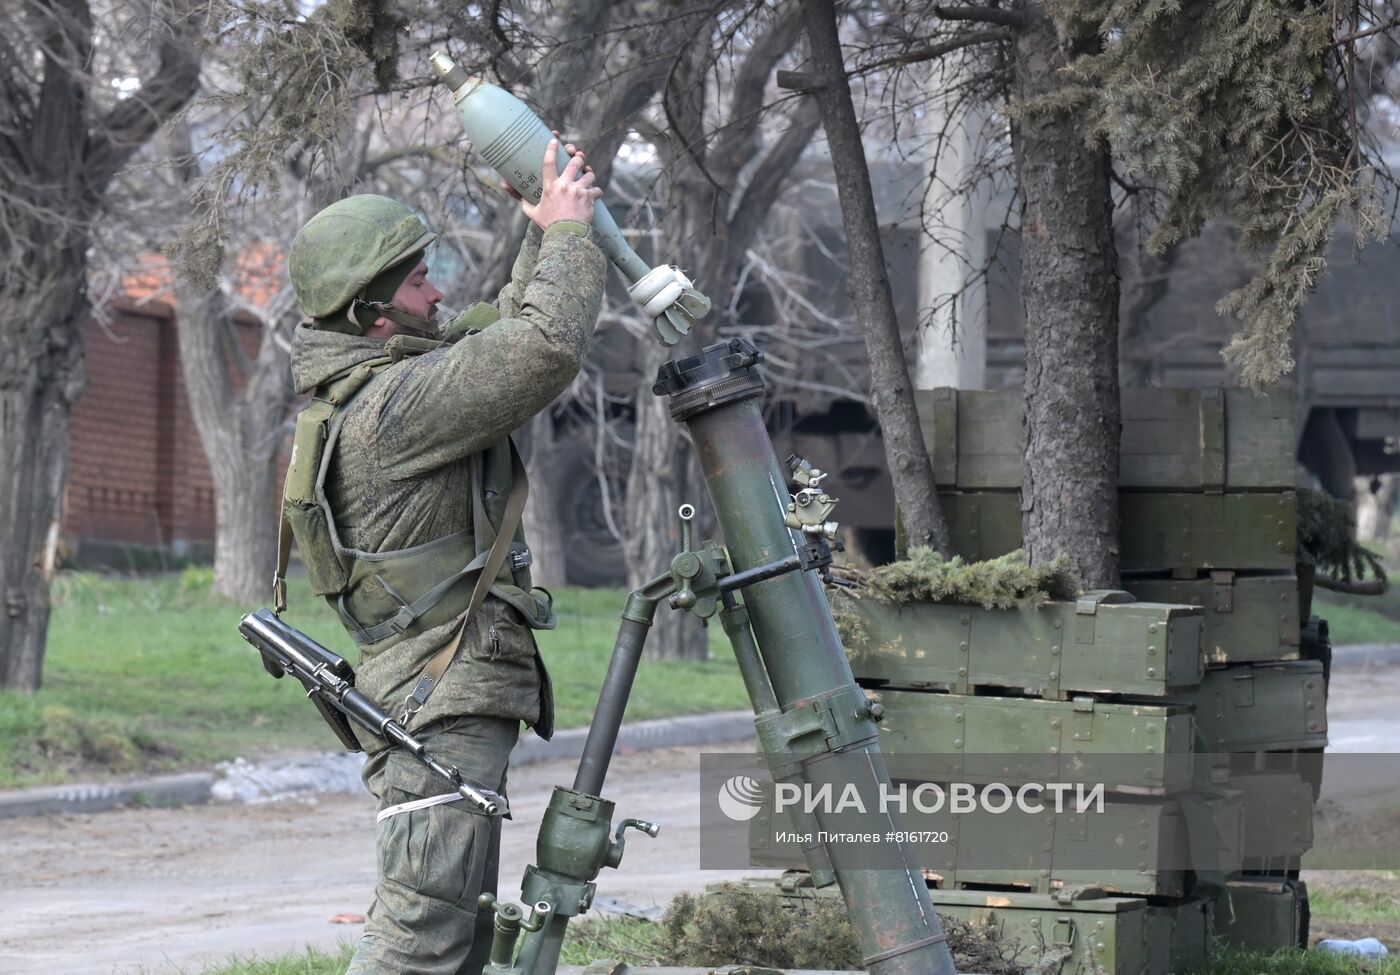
top-left (552, 213), bottom-right (1400, 582)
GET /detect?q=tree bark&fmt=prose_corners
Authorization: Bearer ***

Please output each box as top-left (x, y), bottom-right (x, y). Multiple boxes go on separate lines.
top-left (0, 257), bottom-right (86, 691)
top-left (1012, 3), bottom-right (1121, 588)
top-left (173, 283), bottom-right (295, 604)
top-left (0, 0), bottom-right (200, 688)
top-left (800, 0), bottom-right (953, 557)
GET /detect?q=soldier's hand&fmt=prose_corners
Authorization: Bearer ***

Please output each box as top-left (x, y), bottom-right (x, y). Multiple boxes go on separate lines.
top-left (504, 132), bottom-right (591, 202)
top-left (521, 138), bottom-right (602, 229)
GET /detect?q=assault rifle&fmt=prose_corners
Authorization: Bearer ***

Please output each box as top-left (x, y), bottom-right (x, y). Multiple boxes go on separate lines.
top-left (237, 608), bottom-right (506, 816)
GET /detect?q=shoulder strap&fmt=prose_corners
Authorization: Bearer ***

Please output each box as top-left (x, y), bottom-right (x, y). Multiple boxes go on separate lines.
top-left (271, 355), bottom-right (396, 613)
top-left (400, 440), bottom-right (529, 727)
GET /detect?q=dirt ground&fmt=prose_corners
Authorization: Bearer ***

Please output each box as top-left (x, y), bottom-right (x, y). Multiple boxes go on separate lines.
top-left (0, 742), bottom-right (772, 975)
top-left (4, 663), bottom-right (1400, 975)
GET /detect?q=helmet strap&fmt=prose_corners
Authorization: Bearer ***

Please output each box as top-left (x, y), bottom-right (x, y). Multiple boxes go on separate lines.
top-left (348, 299), bottom-right (439, 337)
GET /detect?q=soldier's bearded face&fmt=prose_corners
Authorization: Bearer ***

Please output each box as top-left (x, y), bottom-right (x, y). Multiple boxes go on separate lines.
top-left (393, 261), bottom-right (444, 324)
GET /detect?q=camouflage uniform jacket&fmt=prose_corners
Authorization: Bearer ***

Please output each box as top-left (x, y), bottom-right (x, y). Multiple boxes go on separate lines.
top-left (289, 222), bottom-right (606, 753)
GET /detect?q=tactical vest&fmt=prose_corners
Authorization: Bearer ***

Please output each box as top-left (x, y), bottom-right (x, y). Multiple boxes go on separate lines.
top-left (276, 331), bottom-right (555, 664)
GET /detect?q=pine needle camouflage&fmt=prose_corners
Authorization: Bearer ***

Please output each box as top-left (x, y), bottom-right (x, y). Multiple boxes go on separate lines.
top-left (828, 548), bottom-right (1081, 650)
top-left (660, 885), bottom-right (1020, 974)
top-left (1034, 1), bottom-right (1385, 389)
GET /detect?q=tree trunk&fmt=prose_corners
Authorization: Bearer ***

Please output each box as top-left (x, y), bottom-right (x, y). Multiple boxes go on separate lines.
top-left (0, 0), bottom-right (199, 688)
top-left (1013, 3), bottom-right (1121, 588)
top-left (174, 284), bottom-right (295, 603)
top-left (211, 457), bottom-right (281, 603)
top-left (0, 264), bottom-right (86, 691)
top-left (800, 0), bottom-right (952, 557)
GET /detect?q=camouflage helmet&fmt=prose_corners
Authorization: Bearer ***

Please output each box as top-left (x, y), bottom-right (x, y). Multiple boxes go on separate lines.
top-left (289, 195), bottom-right (438, 326)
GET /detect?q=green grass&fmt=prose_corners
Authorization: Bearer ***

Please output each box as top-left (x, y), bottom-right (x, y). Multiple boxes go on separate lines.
top-left (1311, 886), bottom-right (1400, 927)
top-left (0, 571), bottom-right (747, 789)
top-left (1314, 590), bottom-right (1400, 646)
top-left (159, 943), bottom-right (353, 975)
top-left (1202, 946), bottom-right (1400, 975)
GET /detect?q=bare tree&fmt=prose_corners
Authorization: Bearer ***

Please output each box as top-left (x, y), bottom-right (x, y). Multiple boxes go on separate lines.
top-left (0, 0), bottom-right (202, 689)
top-left (620, 0), bottom-right (821, 660)
top-left (792, 0), bottom-right (953, 558)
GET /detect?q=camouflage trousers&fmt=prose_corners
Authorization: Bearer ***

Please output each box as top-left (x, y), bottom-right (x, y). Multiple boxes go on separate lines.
top-left (346, 715), bottom-right (520, 975)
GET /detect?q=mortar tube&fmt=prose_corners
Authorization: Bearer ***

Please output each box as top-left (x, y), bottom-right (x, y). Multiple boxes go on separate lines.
top-left (660, 341), bottom-right (958, 975)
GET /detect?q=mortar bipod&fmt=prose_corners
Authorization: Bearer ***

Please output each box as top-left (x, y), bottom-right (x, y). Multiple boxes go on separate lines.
top-left (477, 497), bottom-right (847, 975)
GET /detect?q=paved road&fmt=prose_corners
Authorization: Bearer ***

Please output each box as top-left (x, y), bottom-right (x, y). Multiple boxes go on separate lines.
top-left (1323, 657), bottom-right (1400, 753)
top-left (0, 741), bottom-right (772, 975)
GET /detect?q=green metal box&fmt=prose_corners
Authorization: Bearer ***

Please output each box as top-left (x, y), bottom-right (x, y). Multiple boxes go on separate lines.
top-left (751, 790), bottom-right (1244, 898)
top-left (937, 490), bottom-right (1298, 574)
top-left (945, 791), bottom-right (1243, 897)
top-left (712, 879), bottom-right (1156, 975)
top-left (918, 386), bottom-right (1296, 492)
top-left (930, 888), bottom-right (1153, 975)
top-left (1145, 899), bottom-right (1212, 975)
top-left (1236, 770), bottom-right (1315, 863)
top-left (1181, 661), bottom-right (1328, 752)
top-left (845, 593), bottom-right (1204, 699)
top-left (875, 688), bottom-right (1196, 794)
top-left (1122, 572), bottom-right (1301, 665)
top-left (1212, 878), bottom-right (1308, 952)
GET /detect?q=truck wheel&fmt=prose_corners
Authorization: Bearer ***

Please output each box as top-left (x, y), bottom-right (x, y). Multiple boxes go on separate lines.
top-left (555, 431), bottom-right (629, 587)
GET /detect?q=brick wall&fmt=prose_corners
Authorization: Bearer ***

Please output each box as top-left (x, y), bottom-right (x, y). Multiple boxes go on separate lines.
top-left (64, 301), bottom-right (279, 562)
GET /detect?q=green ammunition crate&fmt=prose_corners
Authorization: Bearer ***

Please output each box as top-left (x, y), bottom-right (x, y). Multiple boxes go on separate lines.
top-left (1123, 572), bottom-right (1301, 665)
top-left (949, 790), bottom-right (1243, 897)
top-left (1181, 661), bottom-right (1328, 752)
top-left (1235, 770), bottom-right (1315, 863)
top-left (1213, 878), bottom-right (1308, 951)
top-left (751, 790), bottom-right (1244, 898)
top-left (846, 593), bottom-right (1203, 699)
top-left (926, 888), bottom-right (1153, 975)
top-left (918, 386), bottom-right (1295, 492)
top-left (875, 689), bottom-right (1196, 794)
top-left (938, 490), bottom-right (1298, 574)
top-left (712, 879), bottom-right (1155, 975)
top-left (1145, 899), bottom-right (1211, 974)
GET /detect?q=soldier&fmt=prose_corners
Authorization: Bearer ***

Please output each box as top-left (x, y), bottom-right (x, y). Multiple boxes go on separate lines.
top-left (282, 140), bottom-right (606, 974)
